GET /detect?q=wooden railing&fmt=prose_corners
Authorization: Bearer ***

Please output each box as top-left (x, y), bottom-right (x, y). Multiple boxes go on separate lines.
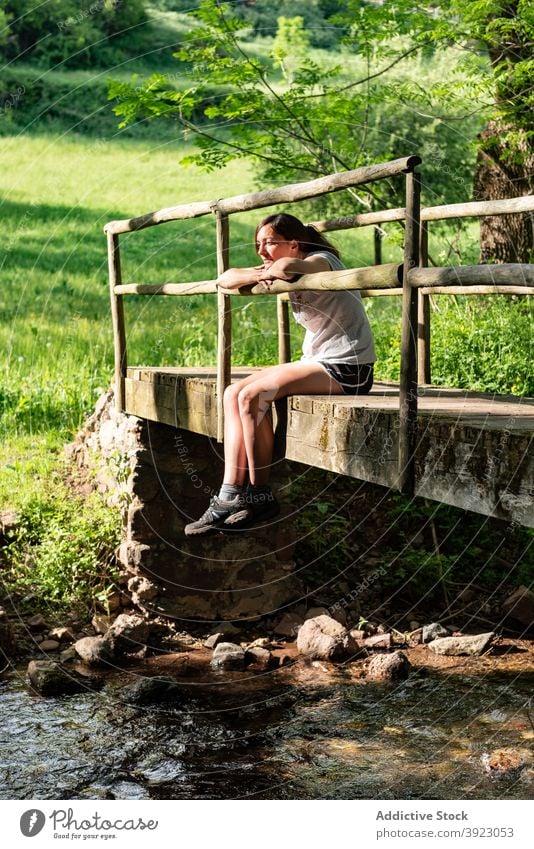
top-left (313, 194), bottom-right (534, 384)
top-left (105, 157), bottom-right (534, 496)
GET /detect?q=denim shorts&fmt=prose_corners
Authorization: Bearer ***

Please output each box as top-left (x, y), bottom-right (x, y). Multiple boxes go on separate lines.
top-left (319, 361), bottom-right (374, 395)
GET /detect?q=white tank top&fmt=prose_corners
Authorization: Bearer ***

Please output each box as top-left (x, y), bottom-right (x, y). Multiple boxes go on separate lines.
top-left (289, 251), bottom-right (376, 364)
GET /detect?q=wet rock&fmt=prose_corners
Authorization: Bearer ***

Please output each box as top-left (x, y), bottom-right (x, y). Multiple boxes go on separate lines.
top-left (27, 614), bottom-right (48, 631)
top-left (210, 642), bottom-right (246, 670)
top-left (0, 608), bottom-right (16, 656)
top-left (27, 660), bottom-right (99, 696)
top-left (247, 637), bottom-right (273, 649)
top-left (128, 576), bottom-right (159, 606)
top-left (502, 586), bottom-right (534, 628)
top-left (122, 675), bottom-right (184, 705)
top-left (204, 633), bottom-right (224, 650)
top-left (74, 635), bottom-right (115, 666)
top-left (39, 640), bottom-right (60, 652)
top-left (296, 615), bottom-right (358, 661)
top-left (107, 613), bottom-right (149, 654)
top-left (245, 646), bottom-right (273, 668)
top-left (274, 611), bottom-right (305, 638)
top-left (363, 633), bottom-right (392, 650)
top-left (367, 650), bottom-right (411, 682)
top-left (422, 622), bottom-right (450, 643)
top-left (428, 632), bottom-right (495, 656)
top-left (60, 646), bottom-right (77, 663)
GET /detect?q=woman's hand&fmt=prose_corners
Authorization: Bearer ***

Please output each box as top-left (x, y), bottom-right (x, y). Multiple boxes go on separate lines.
top-left (216, 266), bottom-right (264, 290)
top-left (257, 258), bottom-right (296, 283)
top-left (258, 254), bottom-right (330, 284)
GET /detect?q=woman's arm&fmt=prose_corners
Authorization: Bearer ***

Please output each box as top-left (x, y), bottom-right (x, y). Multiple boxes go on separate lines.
top-left (216, 266), bottom-right (264, 290)
top-left (258, 254), bottom-right (331, 281)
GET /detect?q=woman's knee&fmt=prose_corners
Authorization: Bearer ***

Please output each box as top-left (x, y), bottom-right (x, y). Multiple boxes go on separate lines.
top-left (223, 382), bottom-right (241, 411)
top-left (237, 385), bottom-right (258, 415)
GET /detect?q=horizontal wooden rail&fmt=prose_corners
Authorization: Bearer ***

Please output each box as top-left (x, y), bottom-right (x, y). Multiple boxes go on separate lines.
top-left (419, 195), bottom-right (534, 222)
top-left (408, 264), bottom-right (534, 288)
top-left (104, 156), bottom-right (421, 235)
top-left (114, 281), bottom-right (218, 296)
top-left (312, 194), bottom-right (534, 233)
top-left (113, 264), bottom-right (404, 297)
top-left (420, 285), bottom-right (534, 296)
top-left (249, 264), bottom-right (403, 295)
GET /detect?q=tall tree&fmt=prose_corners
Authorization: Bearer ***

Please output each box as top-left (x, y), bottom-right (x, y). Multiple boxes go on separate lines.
top-left (109, 0), bottom-right (533, 260)
top-left (466, 1), bottom-right (533, 261)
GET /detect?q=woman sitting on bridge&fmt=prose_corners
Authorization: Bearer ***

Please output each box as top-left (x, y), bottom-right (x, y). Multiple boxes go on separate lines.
top-left (185, 213), bottom-right (376, 535)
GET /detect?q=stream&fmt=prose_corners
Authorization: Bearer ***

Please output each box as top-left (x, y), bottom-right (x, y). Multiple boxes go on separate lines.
top-left (1, 660), bottom-right (533, 800)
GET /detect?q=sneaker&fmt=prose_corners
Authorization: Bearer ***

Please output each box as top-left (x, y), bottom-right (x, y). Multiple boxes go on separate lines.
top-left (184, 495), bottom-right (247, 536)
top-left (224, 486), bottom-right (280, 527)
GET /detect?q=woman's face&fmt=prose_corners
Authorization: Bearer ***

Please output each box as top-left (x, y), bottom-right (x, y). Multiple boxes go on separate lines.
top-left (255, 224), bottom-right (300, 266)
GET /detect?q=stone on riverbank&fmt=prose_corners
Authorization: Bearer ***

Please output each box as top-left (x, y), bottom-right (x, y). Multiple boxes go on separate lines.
top-left (27, 659), bottom-right (100, 696)
top-left (245, 646), bottom-right (274, 668)
top-left (123, 675), bottom-right (184, 705)
top-left (107, 613), bottom-right (149, 654)
top-left (204, 633), bottom-right (224, 650)
top-left (274, 611), bottom-right (305, 638)
top-left (366, 650), bottom-right (411, 681)
top-left (127, 575), bottom-right (159, 606)
top-left (422, 622), bottom-right (450, 643)
top-left (210, 642), bottom-right (247, 670)
top-left (428, 632), bottom-right (494, 656)
top-left (39, 640), bottom-right (60, 652)
top-left (296, 615), bottom-right (358, 661)
top-left (74, 635), bottom-right (115, 666)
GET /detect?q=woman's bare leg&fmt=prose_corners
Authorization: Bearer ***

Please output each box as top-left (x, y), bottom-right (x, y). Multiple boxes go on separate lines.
top-left (236, 362), bottom-right (343, 485)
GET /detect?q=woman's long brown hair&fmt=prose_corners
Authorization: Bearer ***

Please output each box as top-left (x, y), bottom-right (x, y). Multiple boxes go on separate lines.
top-left (255, 213), bottom-right (341, 258)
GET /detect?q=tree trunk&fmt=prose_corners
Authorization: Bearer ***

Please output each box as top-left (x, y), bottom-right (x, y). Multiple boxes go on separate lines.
top-left (473, 121), bottom-right (534, 264)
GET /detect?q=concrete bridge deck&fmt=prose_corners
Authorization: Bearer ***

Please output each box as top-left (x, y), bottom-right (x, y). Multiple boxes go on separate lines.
top-left (125, 367), bottom-right (534, 528)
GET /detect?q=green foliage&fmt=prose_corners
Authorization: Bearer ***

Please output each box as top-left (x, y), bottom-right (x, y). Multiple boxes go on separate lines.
top-left (271, 16), bottom-right (311, 83)
top-left (109, 0), bottom-right (487, 217)
top-left (3, 482), bottom-right (121, 610)
top-left (108, 0), bottom-right (533, 223)
top-left (237, 0), bottom-right (344, 49)
top-left (0, 0), bottom-right (148, 69)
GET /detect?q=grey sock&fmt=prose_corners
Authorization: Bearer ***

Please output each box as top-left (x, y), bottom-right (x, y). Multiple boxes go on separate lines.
top-left (218, 483), bottom-right (244, 501)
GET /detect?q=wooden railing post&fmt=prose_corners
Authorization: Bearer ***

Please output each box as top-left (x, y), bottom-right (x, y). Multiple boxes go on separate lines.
top-left (277, 296), bottom-right (291, 363)
top-left (398, 168), bottom-right (421, 495)
top-left (417, 219), bottom-right (431, 384)
top-left (107, 231), bottom-right (127, 411)
top-left (215, 212), bottom-right (231, 443)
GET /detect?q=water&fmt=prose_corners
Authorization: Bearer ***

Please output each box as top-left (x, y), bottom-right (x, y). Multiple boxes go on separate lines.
top-left (1, 663), bottom-right (533, 800)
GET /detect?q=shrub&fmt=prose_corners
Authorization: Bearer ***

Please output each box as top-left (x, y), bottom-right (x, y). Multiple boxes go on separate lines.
top-left (4, 484), bottom-right (121, 611)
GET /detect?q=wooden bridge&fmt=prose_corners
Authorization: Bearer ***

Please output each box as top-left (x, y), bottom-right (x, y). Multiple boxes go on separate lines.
top-left (105, 157), bottom-right (534, 528)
